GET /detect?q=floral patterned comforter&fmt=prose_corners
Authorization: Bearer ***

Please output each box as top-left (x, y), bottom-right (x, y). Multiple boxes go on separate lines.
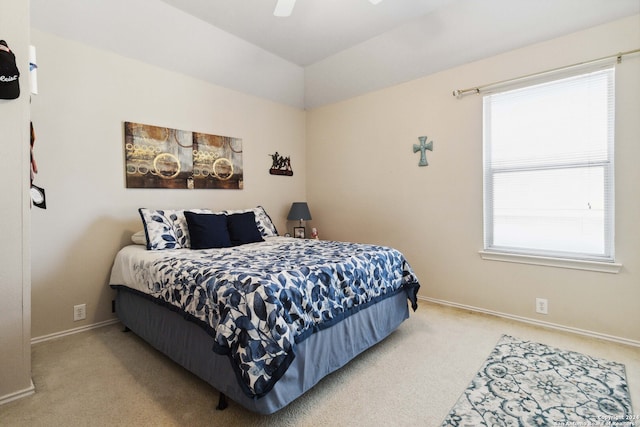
top-left (111, 237), bottom-right (420, 398)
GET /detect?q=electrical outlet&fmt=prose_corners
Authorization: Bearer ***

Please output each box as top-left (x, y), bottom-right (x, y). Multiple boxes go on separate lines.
top-left (74, 304), bottom-right (86, 321)
top-left (535, 298), bottom-right (548, 315)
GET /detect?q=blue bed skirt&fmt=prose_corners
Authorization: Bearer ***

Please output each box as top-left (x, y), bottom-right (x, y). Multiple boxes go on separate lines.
top-left (114, 286), bottom-right (410, 414)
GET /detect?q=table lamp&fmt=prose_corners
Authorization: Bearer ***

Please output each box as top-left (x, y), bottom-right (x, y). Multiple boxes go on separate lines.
top-left (287, 202), bottom-right (312, 237)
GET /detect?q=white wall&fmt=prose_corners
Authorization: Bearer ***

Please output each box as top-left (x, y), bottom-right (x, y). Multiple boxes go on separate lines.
top-left (29, 30), bottom-right (306, 338)
top-left (306, 15), bottom-right (640, 343)
top-left (0, 0), bottom-right (33, 403)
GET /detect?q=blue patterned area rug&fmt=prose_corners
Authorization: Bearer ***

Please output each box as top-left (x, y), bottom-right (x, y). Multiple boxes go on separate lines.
top-left (442, 335), bottom-right (636, 427)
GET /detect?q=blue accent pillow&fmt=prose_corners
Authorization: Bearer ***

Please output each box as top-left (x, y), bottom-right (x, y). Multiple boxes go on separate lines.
top-left (221, 206), bottom-right (278, 237)
top-left (227, 211), bottom-right (264, 246)
top-left (184, 212), bottom-right (232, 249)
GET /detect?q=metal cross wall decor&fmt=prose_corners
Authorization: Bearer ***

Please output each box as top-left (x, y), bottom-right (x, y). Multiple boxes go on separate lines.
top-left (413, 136), bottom-right (433, 166)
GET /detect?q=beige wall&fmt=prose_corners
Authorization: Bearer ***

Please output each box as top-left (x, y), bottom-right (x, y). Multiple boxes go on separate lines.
top-left (27, 15), bottom-right (640, 345)
top-left (306, 15), bottom-right (640, 343)
top-left (29, 30), bottom-right (306, 338)
top-left (0, 0), bottom-right (33, 402)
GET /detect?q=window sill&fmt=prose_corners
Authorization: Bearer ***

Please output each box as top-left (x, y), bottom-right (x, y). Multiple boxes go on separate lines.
top-left (478, 250), bottom-right (622, 274)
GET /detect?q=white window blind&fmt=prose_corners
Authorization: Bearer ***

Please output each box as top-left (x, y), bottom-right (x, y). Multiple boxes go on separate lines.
top-left (483, 67), bottom-right (615, 261)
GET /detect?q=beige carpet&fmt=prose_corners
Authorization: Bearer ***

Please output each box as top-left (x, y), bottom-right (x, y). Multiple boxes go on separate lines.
top-left (1, 302), bottom-right (638, 426)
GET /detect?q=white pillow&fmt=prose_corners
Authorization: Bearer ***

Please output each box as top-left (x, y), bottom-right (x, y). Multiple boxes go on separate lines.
top-left (131, 230), bottom-right (147, 245)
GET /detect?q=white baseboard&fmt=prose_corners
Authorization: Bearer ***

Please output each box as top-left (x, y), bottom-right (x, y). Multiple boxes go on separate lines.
top-left (31, 318), bottom-right (120, 345)
top-left (0, 380), bottom-right (35, 406)
top-left (420, 296), bottom-right (640, 348)
top-left (29, 300), bottom-right (640, 348)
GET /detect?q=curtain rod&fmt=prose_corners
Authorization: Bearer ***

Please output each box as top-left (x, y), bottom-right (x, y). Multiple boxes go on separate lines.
top-left (452, 48), bottom-right (640, 98)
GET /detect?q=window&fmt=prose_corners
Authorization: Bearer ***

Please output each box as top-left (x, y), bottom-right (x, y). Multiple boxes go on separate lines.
top-left (483, 67), bottom-right (615, 263)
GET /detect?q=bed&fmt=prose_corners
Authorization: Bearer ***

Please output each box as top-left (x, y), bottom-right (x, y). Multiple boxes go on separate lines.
top-left (109, 207), bottom-right (420, 414)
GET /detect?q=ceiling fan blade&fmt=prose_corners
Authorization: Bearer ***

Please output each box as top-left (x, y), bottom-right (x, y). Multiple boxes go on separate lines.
top-left (274, 0), bottom-right (296, 17)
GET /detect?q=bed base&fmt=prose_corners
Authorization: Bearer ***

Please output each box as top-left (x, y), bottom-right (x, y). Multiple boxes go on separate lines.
top-left (216, 393), bottom-right (228, 410)
top-left (115, 287), bottom-right (410, 414)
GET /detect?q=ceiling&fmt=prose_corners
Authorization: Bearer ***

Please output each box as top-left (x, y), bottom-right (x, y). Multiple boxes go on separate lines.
top-left (30, 0), bottom-right (640, 109)
top-left (159, 0), bottom-right (639, 67)
top-left (159, 0), bottom-right (456, 66)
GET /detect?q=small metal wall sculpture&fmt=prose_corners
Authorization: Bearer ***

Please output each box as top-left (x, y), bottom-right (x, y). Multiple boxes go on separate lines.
top-left (413, 136), bottom-right (433, 166)
top-left (269, 152), bottom-right (293, 176)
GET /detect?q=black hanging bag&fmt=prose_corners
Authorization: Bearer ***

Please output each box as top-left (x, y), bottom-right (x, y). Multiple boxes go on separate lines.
top-left (0, 40), bottom-right (20, 100)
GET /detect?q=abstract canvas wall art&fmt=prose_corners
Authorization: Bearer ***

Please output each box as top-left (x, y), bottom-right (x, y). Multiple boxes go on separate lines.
top-left (124, 122), bottom-right (243, 189)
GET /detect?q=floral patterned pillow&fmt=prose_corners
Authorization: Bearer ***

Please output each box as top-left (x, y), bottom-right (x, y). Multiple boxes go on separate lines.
top-left (139, 208), bottom-right (212, 250)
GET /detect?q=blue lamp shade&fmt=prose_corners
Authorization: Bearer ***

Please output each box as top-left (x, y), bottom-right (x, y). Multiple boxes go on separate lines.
top-left (287, 202), bottom-right (312, 223)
